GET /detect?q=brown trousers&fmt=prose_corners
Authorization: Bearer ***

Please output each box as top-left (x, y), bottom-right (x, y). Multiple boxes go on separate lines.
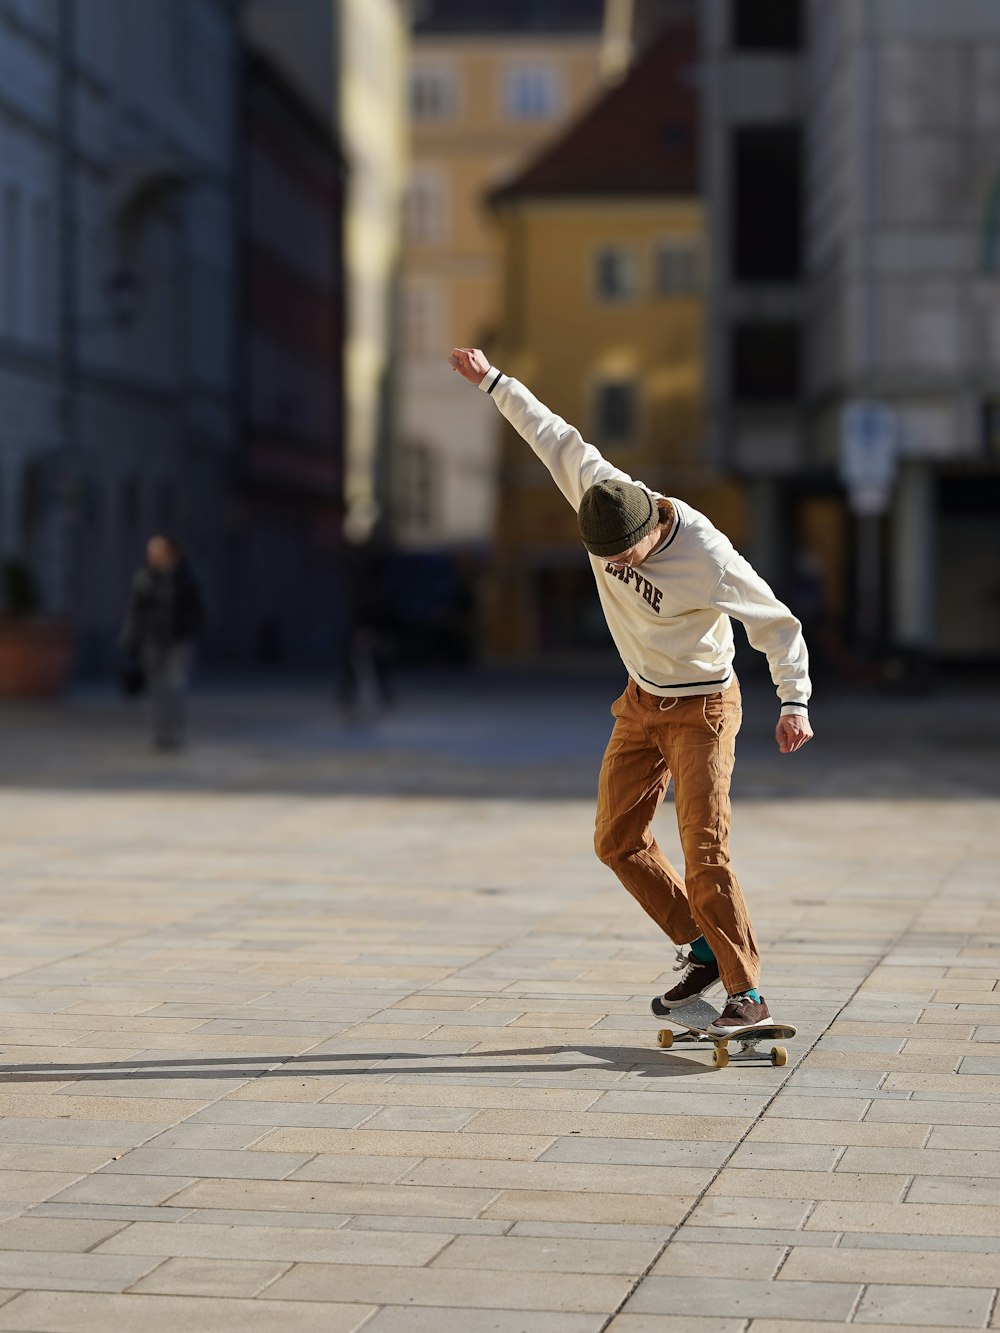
top-left (594, 676), bottom-right (760, 995)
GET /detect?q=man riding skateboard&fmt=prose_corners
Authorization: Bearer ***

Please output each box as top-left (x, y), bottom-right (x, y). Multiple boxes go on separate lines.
top-left (450, 348), bottom-right (814, 1035)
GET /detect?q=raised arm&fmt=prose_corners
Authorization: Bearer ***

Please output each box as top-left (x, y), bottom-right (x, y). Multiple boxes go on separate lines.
top-left (449, 347), bottom-right (653, 512)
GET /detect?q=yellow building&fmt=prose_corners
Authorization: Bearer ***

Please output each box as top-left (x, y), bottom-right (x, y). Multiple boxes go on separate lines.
top-left (395, 3), bottom-right (609, 549)
top-left (487, 15), bottom-right (746, 659)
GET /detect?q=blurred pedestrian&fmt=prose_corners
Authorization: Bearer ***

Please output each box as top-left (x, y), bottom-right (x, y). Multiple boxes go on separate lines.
top-left (450, 347), bottom-right (813, 1037)
top-left (121, 535), bottom-right (205, 750)
top-left (338, 540), bottom-right (396, 715)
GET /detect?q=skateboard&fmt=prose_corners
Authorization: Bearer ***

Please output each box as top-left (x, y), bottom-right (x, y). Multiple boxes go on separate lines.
top-left (655, 996), bottom-right (795, 1069)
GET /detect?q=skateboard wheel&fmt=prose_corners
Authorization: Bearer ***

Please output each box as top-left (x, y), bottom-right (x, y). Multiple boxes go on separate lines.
top-left (712, 1045), bottom-right (729, 1068)
top-left (657, 1029), bottom-right (673, 1048)
top-left (771, 1047), bottom-right (787, 1066)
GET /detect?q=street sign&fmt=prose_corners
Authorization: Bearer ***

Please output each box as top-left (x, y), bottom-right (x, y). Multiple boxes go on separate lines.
top-left (841, 401), bottom-right (898, 515)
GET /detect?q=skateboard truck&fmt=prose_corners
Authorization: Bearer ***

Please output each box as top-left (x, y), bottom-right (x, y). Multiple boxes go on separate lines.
top-left (653, 997), bottom-right (795, 1069)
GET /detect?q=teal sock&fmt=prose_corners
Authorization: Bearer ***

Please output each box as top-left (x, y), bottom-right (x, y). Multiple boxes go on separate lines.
top-left (689, 936), bottom-right (715, 965)
top-left (737, 988), bottom-right (762, 1003)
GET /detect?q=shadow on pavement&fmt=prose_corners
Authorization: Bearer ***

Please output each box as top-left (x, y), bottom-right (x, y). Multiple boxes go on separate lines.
top-left (1, 1045), bottom-right (718, 1082)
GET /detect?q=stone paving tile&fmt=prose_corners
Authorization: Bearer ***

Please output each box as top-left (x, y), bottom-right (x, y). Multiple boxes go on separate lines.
top-left (254, 1126), bottom-right (556, 1160)
top-left (126, 1256), bottom-right (291, 1297)
top-left (762, 1095), bottom-right (870, 1121)
top-left (49, 1174), bottom-right (197, 1207)
top-left (588, 1092), bottom-right (771, 1120)
top-left (672, 1225), bottom-right (839, 1248)
top-left (167, 1177), bottom-right (502, 1218)
top-left (187, 1099), bottom-right (379, 1128)
top-left (322, 1082), bottom-right (603, 1110)
top-left (726, 1141), bottom-right (842, 1171)
top-left (0, 1171), bottom-right (87, 1205)
top-left (261, 1262), bottom-right (635, 1311)
top-left (360, 1106), bottom-right (480, 1132)
top-left (0, 1218), bottom-right (129, 1252)
top-left (344, 1214), bottom-right (509, 1236)
top-left (783, 1244), bottom-right (1000, 1286)
top-left (0, 1118), bottom-right (168, 1148)
top-left (622, 1276), bottom-right (861, 1321)
top-left (464, 1109), bottom-right (748, 1140)
top-left (684, 1198), bottom-right (815, 1230)
top-left (95, 1147), bottom-right (314, 1180)
top-left (650, 1241), bottom-right (786, 1279)
top-left (98, 1219), bottom-right (453, 1265)
top-left (749, 1324), bottom-right (965, 1333)
top-left (266, 1153), bottom-right (422, 1184)
top-left (28, 1203), bottom-right (196, 1224)
top-left (842, 1144), bottom-right (1000, 1176)
top-left (842, 1231), bottom-right (1000, 1253)
top-left (748, 1117), bottom-right (927, 1148)
top-left (218, 1076), bottom-right (349, 1102)
top-left (704, 1169), bottom-right (907, 1202)
top-left (0, 1291), bottom-right (375, 1331)
top-left (508, 1221), bottom-right (673, 1243)
top-left (398, 1158), bottom-right (711, 1196)
top-left (0, 1093), bottom-right (210, 1120)
top-left (432, 1233), bottom-right (659, 1275)
top-left (140, 1124), bottom-right (271, 1151)
top-left (361, 1308), bottom-right (606, 1332)
top-left (864, 1097), bottom-right (1000, 1126)
top-left (807, 1200), bottom-right (1000, 1236)
top-left (605, 1319), bottom-right (745, 1333)
top-left (0, 1144), bottom-right (114, 1173)
top-left (480, 1190), bottom-right (692, 1226)
top-left (538, 1137), bottom-right (735, 1168)
top-left (0, 1251), bottom-right (160, 1294)
top-left (853, 1283), bottom-right (996, 1326)
top-left (904, 1176), bottom-right (1000, 1205)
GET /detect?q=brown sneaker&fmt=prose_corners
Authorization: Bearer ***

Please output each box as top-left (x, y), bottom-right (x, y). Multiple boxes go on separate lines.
top-left (710, 993), bottom-right (771, 1034)
top-left (651, 949), bottom-right (721, 1015)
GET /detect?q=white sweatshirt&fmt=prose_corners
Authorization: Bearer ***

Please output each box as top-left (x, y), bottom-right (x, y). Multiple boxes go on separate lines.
top-left (480, 368), bottom-right (811, 717)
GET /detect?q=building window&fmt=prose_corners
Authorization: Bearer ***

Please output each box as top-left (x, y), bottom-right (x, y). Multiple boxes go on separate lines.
top-left (32, 199), bottom-right (51, 343)
top-left (401, 283), bottom-right (443, 360)
top-left (731, 322), bottom-right (802, 402)
top-left (655, 240), bottom-right (704, 295)
top-left (731, 125), bottom-right (802, 281)
top-left (410, 66), bottom-right (456, 121)
top-left (171, 0), bottom-right (193, 98)
top-left (594, 246), bottom-right (637, 302)
top-left (2, 183), bottom-right (21, 338)
top-left (504, 65), bottom-right (559, 120)
top-left (404, 169), bottom-right (448, 246)
top-left (731, 0), bottom-right (802, 51)
top-left (595, 381), bottom-right (638, 445)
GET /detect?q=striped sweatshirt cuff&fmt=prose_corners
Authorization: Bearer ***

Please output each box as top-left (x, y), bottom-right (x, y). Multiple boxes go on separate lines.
top-left (478, 367), bottom-right (504, 395)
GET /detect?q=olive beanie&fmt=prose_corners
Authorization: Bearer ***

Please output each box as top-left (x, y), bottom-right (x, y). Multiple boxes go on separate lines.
top-left (577, 479), bottom-right (658, 558)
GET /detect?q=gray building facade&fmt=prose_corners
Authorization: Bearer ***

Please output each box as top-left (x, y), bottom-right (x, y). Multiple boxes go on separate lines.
top-left (700, 0), bottom-right (1000, 673)
top-left (0, 0), bottom-right (239, 671)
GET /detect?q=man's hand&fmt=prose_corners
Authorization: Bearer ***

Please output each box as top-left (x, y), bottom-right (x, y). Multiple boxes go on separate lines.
top-left (775, 714), bottom-right (813, 754)
top-left (450, 347), bottom-right (490, 384)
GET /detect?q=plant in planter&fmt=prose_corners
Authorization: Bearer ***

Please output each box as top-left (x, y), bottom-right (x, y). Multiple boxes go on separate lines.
top-left (0, 558), bottom-right (76, 697)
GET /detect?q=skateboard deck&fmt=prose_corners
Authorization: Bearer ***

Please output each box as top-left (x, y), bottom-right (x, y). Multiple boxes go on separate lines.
top-left (655, 996), bottom-right (795, 1068)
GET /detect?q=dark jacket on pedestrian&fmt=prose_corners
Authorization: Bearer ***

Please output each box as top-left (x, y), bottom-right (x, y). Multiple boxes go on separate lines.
top-left (122, 561), bottom-right (205, 654)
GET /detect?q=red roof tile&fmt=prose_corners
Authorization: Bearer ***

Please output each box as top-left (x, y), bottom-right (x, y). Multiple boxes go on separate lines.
top-left (491, 8), bottom-right (699, 203)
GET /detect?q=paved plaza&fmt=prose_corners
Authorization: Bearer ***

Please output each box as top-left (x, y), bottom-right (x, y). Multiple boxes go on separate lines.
top-left (0, 668), bottom-right (999, 1332)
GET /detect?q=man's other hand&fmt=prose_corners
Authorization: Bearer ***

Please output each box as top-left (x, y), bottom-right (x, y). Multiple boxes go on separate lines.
top-left (450, 347), bottom-right (490, 384)
top-left (776, 714), bottom-right (813, 754)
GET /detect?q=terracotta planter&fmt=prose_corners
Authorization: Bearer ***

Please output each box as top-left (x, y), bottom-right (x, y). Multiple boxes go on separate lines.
top-left (0, 618), bottom-right (76, 697)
